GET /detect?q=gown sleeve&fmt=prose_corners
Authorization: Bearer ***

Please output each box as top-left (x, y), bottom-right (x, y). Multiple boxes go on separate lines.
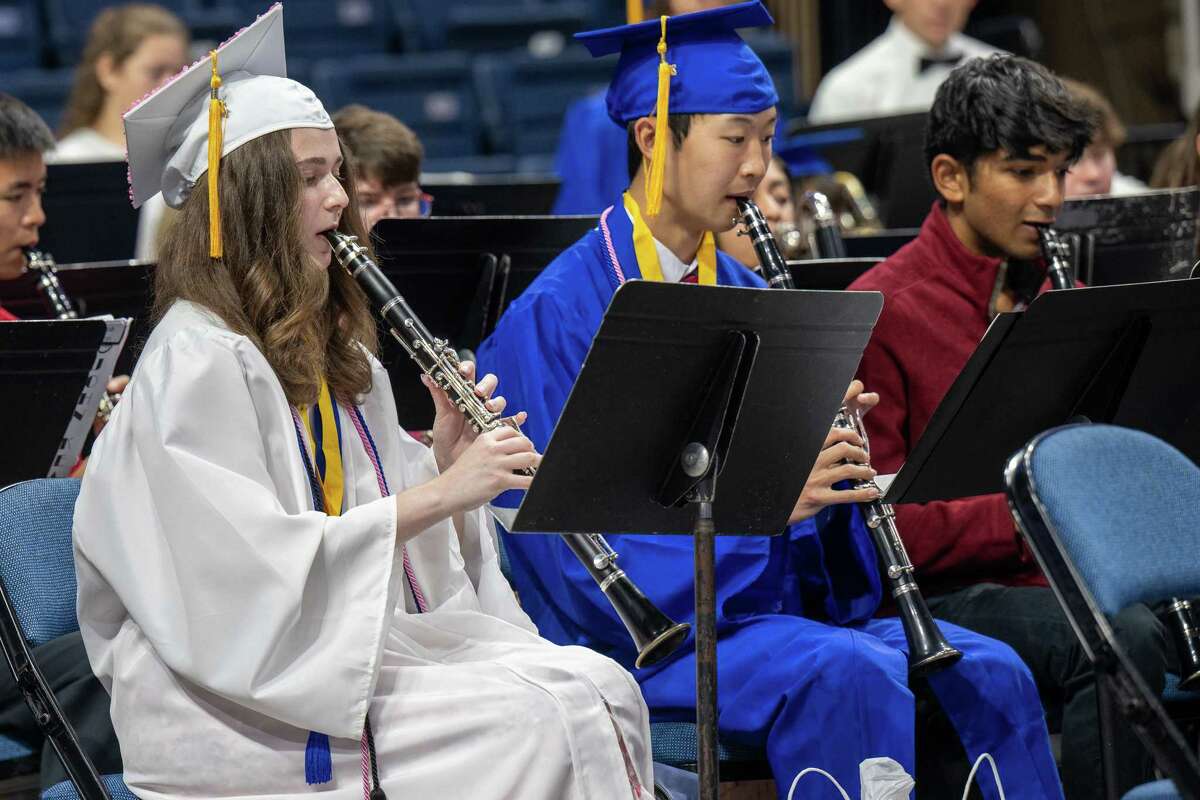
top-left (75, 328), bottom-right (401, 738)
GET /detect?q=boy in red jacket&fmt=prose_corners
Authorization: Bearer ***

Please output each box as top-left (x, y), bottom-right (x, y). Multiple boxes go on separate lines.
top-left (849, 55), bottom-right (1167, 799)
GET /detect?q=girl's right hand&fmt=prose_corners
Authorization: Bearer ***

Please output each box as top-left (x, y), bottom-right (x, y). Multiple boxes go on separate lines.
top-left (436, 425), bottom-right (540, 513)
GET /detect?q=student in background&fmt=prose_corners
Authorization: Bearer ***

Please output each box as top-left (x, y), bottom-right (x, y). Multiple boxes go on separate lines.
top-left (51, 3), bottom-right (188, 261)
top-left (333, 104), bottom-right (429, 231)
top-left (55, 3), bottom-right (188, 161)
top-left (1061, 78), bottom-right (1147, 197)
top-left (807, 0), bottom-right (995, 124)
top-left (1150, 101), bottom-right (1200, 189)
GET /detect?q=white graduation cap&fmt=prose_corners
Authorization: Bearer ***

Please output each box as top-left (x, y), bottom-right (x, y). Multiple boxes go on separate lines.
top-left (123, 3), bottom-right (333, 256)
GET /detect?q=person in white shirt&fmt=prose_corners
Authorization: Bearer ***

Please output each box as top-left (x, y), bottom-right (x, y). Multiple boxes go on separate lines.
top-left (807, 0), bottom-right (997, 124)
top-left (73, 8), bottom-right (653, 799)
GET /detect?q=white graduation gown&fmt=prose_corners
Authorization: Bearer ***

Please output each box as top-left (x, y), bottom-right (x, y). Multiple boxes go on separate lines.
top-left (73, 300), bottom-right (653, 799)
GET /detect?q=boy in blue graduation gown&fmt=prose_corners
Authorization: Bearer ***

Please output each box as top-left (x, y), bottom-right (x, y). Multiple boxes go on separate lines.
top-left (478, 4), bottom-right (1063, 797)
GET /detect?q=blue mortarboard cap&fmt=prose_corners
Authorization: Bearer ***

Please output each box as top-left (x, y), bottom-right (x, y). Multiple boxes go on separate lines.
top-left (577, 0), bottom-right (779, 126)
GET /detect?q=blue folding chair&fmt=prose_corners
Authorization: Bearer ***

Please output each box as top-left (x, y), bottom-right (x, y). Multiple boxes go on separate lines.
top-left (1005, 424), bottom-right (1200, 800)
top-left (0, 479), bottom-right (135, 800)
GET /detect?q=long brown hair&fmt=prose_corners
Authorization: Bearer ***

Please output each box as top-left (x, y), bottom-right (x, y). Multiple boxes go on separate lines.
top-left (1151, 103), bottom-right (1200, 189)
top-left (59, 4), bottom-right (187, 138)
top-left (154, 129), bottom-right (379, 407)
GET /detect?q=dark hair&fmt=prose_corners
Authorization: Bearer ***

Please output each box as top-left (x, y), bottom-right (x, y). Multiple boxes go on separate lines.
top-left (332, 104), bottom-right (424, 187)
top-left (626, 113), bottom-right (695, 181)
top-left (0, 93), bottom-right (55, 160)
top-left (925, 55), bottom-right (1096, 175)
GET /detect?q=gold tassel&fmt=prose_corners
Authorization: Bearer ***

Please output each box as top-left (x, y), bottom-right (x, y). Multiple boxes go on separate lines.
top-left (626, 0), bottom-right (643, 24)
top-left (207, 49), bottom-right (227, 260)
top-left (645, 15), bottom-right (675, 217)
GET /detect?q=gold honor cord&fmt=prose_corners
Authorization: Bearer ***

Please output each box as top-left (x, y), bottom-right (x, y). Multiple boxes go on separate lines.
top-left (623, 192), bottom-right (716, 285)
top-left (300, 379), bottom-right (345, 516)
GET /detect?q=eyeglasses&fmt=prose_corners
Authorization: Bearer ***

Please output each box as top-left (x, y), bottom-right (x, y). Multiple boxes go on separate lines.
top-left (395, 190), bottom-right (435, 218)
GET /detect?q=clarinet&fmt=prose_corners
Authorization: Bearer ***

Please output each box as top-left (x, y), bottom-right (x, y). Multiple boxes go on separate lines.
top-left (1037, 225), bottom-right (1200, 690)
top-left (22, 247), bottom-right (77, 319)
top-left (22, 247), bottom-right (118, 422)
top-left (324, 231), bottom-right (691, 668)
top-left (736, 198), bottom-right (963, 675)
top-left (801, 191), bottom-right (847, 259)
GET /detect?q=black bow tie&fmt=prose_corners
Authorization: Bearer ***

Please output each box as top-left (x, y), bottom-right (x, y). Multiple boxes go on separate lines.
top-left (919, 53), bottom-right (963, 73)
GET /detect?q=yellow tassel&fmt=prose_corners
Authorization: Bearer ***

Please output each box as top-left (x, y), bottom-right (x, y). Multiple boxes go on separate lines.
top-left (626, 0), bottom-right (643, 24)
top-left (207, 49), bottom-right (227, 260)
top-left (645, 15), bottom-right (675, 217)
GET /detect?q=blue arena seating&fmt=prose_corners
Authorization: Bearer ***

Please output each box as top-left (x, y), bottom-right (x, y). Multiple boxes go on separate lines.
top-left (0, 1), bottom-right (41, 70)
top-left (474, 45), bottom-right (616, 158)
top-left (0, 68), bottom-right (72, 132)
top-left (311, 51), bottom-right (481, 159)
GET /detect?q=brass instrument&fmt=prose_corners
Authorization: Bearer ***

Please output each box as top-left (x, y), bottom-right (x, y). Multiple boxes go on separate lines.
top-left (737, 198), bottom-right (963, 675)
top-left (1037, 225), bottom-right (1200, 690)
top-left (323, 230), bottom-right (691, 668)
top-left (22, 247), bottom-right (117, 422)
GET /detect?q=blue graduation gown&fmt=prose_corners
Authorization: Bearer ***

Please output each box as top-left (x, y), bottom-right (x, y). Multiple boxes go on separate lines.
top-left (551, 92), bottom-right (630, 215)
top-left (476, 201), bottom-right (1063, 800)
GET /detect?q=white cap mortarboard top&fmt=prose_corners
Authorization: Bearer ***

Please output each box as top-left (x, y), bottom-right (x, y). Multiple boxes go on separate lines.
top-left (123, 3), bottom-right (333, 256)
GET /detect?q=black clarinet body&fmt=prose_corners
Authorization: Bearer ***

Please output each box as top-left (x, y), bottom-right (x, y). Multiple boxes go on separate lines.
top-left (802, 191), bottom-right (847, 259)
top-left (22, 247), bottom-right (78, 319)
top-left (736, 198), bottom-right (963, 675)
top-left (324, 231), bottom-right (691, 668)
top-left (23, 247), bottom-right (120, 422)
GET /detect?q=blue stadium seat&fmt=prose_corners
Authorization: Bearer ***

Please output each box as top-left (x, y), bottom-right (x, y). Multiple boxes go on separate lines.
top-left (474, 46), bottom-right (615, 158)
top-left (311, 52), bottom-right (481, 159)
top-left (43, 0), bottom-right (240, 66)
top-left (0, 1), bottom-right (41, 70)
top-left (232, 0), bottom-right (403, 60)
top-left (402, 0), bottom-right (589, 52)
top-left (0, 68), bottom-right (73, 133)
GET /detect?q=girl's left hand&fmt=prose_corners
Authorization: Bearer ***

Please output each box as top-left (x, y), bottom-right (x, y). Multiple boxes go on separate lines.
top-left (423, 360), bottom-right (526, 473)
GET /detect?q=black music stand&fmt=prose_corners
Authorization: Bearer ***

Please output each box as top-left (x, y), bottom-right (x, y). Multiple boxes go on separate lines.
top-left (789, 112), bottom-right (936, 228)
top-left (40, 163), bottom-right (140, 262)
top-left (883, 278), bottom-right (1200, 505)
top-left (512, 281), bottom-right (883, 799)
top-left (841, 229), bottom-right (920, 259)
top-left (1056, 188), bottom-right (1200, 286)
top-left (0, 261), bottom-right (154, 376)
top-left (0, 320), bottom-right (119, 486)
top-left (788, 257), bottom-right (881, 290)
top-left (371, 216), bottom-right (596, 429)
top-left (422, 175), bottom-right (562, 216)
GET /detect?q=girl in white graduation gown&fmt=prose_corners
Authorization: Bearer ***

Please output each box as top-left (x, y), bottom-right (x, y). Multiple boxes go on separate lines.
top-left (72, 10), bottom-right (653, 798)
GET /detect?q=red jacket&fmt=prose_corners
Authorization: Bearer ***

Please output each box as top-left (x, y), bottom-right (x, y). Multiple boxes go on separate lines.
top-left (0, 305), bottom-right (15, 321)
top-left (848, 204), bottom-right (1048, 594)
